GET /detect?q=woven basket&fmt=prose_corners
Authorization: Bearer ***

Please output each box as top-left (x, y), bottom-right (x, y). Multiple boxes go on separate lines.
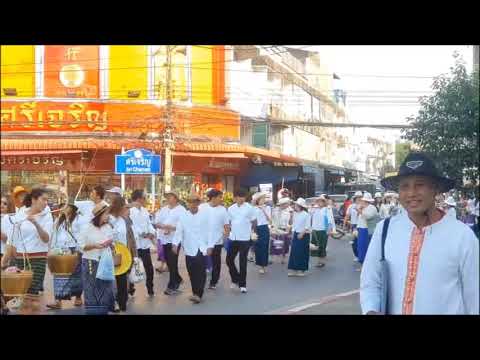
top-left (1, 270), bottom-right (33, 297)
top-left (48, 254), bottom-right (79, 275)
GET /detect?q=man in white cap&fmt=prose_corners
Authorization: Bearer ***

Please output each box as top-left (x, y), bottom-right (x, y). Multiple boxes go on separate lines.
top-left (444, 196), bottom-right (458, 220)
top-left (344, 191), bottom-right (363, 261)
top-left (356, 192), bottom-right (380, 271)
top-left (271, 197), bottom-right (293, 264)
top-left (154, 190), bottom-right (187, 295)
top-left (105, 186), bottom-right (123, 205)
top-left (361, 152), bottom-right (479, 314)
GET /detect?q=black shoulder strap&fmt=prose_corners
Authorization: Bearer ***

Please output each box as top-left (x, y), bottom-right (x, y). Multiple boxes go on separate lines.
top-left (381, 217), bottom-right (391, 261)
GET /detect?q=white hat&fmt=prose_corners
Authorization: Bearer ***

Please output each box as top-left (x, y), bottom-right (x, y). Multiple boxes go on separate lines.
top-left (252, 191), bottom-right (267, 204)
top-left (361, 192), bottom-right (375, 203)
top-left (277, 197), bottom-right (291, 206)
top-left (445, 196), bottom-right (456, 207)
top-left (164, 190), bottom-right (179, 199)
top-left (294, 197), bottom-right (308, 209)
top-left (106, 186), bottom-right (123, 196)
top-left (374, 192), bottom-right (382, 199)
top-left (353, 191), bottom-right (363, 198)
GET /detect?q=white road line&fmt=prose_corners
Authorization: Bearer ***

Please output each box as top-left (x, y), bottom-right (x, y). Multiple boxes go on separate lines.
top-left (266, 289), bottom-right (360, 314)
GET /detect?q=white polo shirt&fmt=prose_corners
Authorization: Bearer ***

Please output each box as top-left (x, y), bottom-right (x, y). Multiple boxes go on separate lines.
top-left (228, 203), bottom-right (256, 241)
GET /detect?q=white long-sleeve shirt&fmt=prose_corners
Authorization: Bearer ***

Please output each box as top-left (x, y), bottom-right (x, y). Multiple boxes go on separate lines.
top-left (254, 205), bottom-right (272, 226)
top-left (292, 211), bottom-right (311, 233)
top-left (8, 209), bottom-right (53, 253)
top-left (1, 214), bottom-right (14, 254)
top-left (50, 218), bottom-right (82, 249)
top-left (357, 204), bottom-right (378, 229)
top-left (228, 203), bottom-right (256, 241)
top-left (77, 223), bottom-right (114, 261)
top-left (201, 204), bottom-right (230, 246)
top-left (347, 204), bottom-right (359, 225)
top-left (173, 210), bottom-right (210, 256)
top-left (311, 207), bottom-right (331, 231)
top-left (154, 205), bottom-right (187, 245)
top-left (360, 211), bottom-right (479, 315)
top-left (129, 206), bottom-right (155, 250)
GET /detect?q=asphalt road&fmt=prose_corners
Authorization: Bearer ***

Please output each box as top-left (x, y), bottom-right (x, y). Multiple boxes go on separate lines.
top-left (26, 233), bottom-right (362, 315)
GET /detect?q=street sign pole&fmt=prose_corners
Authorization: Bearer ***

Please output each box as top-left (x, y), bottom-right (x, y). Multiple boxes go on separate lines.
top-left (121, 146), bottom-right (125, 193)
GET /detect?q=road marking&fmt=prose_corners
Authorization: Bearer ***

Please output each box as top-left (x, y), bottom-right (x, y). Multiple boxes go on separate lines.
top-left (266, 289), bottom-right (360, 314)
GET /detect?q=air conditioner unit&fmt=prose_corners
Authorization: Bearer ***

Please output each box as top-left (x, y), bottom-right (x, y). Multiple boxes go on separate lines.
top-left (3, 88), bottom-right (17, 96)
top-left (128, 90), bottom-right (141, 98)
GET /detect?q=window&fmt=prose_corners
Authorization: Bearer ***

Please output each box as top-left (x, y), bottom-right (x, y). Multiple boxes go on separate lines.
top-left (252, 123), bottom-right (268, 148)
top-left (152, 46), bottom-right (188, 101)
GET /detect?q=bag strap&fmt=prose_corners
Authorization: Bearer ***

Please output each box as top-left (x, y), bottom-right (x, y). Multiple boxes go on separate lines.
top-left (381, 217), bottom-right (391, 261)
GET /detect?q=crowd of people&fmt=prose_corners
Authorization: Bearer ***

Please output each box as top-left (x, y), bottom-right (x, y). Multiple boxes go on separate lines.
top-left (1, 152), bottom-right (479, 315)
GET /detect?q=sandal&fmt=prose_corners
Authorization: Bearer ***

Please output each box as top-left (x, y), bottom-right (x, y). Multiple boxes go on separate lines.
top-left (46, 302), bottom-right (62, 310)
top-left (74, 298), bottom-right (83, 307)
top-left (316, 263), bottom-right (326, 268)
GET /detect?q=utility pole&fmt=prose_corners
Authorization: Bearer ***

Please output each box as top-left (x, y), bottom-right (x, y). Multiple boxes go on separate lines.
top-left (163, 45), bottom-right (175, 193)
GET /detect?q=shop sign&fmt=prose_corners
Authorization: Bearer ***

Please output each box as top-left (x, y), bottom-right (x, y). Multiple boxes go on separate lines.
top-left (115, 148), bottom-right (161, 174)
top-left (208, 159), bottom-right (240, 170)
top-left (1, 101), bottom-right (107, 132)
top-left (1, 155), bottom-right (65, 166)
top-left (273, 162), bottom-right (298, 167)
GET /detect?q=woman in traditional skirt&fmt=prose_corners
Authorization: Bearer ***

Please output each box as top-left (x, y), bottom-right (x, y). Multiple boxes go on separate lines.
top-left (46, 204), bottom-right (83, 310)
top-left (287, 198), bottom-right (311, 277)
top-left (356, 192), bottom-right (379, 272)
top-left (8, 188), bottom-right (53, 314)
top-left (252, 192), bottom-right (271, 274)
top-left (270, 197), bottom-right (293, 264)
top-left (77, 203), bottom-right (116, 315)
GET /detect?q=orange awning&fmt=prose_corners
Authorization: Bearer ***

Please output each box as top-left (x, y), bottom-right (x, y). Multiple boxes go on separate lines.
top-left (172, 152), bottom-right (247, 159)
top-left (1, 150), bottom-right (85, 156)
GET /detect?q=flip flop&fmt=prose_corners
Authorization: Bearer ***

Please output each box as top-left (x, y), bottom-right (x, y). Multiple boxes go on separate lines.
top-left (46, 302), bottom-right (62, 310)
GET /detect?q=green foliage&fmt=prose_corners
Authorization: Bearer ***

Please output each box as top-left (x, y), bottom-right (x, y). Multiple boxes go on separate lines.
top-left (395, 142), bottom-right (412, 169)
top-left (402, 54), bottom-right (479, 186)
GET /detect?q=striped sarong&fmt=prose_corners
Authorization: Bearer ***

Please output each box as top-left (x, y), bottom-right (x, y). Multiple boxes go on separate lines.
top-left (15, 256), bottom-right (47, 295)
top-left (82, 258), bottom-right (115, 315)
top-left (52, 251), bottom-right (83, 300)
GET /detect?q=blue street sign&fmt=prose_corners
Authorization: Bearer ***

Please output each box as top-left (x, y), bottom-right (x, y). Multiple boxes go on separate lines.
top-left (115, 148), bottom-right (161, 174)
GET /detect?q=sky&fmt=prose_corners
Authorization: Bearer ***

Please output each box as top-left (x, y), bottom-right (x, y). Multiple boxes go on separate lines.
top-left (310, 45), bottom-right (474, 143)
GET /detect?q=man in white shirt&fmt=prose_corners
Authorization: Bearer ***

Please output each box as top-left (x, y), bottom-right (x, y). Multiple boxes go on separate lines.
top-left (361, 152), bottom-right (479, 315)
top-left (226, 189), bottom-right (256, 293)
top-left (75, 185), bottom-right (109, 232)
top-left (344, 191), bottom-right (362, 261)
top-left (201, 189), bottom-right (231, 290)
top-left (129, 189), bottom-right (156, 297)
top-left (310, 197), bottom-right (332, 268)
top-left (154, 191), bottom-right (187, 295)
top-left (172, 194), bottom-right (213, 304)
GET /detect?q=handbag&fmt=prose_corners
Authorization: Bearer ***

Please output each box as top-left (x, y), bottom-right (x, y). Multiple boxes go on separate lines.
top-left (379, 218), bottom-right (391, 315)
top-left (96, 247), bottom-right (115, 281)
top-left (113, 253), bottom-right (122, 267)
top-left (128, 257), bottom-right (146, 284)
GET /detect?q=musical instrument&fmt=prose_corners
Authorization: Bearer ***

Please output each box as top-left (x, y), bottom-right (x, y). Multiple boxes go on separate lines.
top-left (113, 242), bottom-right (132, 276)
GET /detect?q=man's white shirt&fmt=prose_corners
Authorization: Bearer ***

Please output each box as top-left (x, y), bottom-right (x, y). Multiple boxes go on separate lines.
top-left (173, 209), bottom-right (210, 256)
top-left (228, 203), bottom-right (256, 241)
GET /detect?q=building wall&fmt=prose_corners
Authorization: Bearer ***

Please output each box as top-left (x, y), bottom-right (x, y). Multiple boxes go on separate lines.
top-left (0, 45), bottom-right (35, 98)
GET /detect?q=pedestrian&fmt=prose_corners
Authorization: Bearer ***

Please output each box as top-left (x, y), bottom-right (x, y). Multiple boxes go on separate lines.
top-left (325, 197), bottom-right (337, 234)
top-left (201, 189), bottom-right (230, 290)
top-left (5, 188), bottom-right (53, 314)
top-left (77, 203), bottom-right (116, 315)
top-left (226, 189), bottom-right (256, 293)
top-left (172, 194), bottom-right (212, 304)
top-left (310, 197), bottom-right (332, 268)
top-left (109, 196), bottom-right (132, 312)
top-left (75, 185), bottom-right (109, 232)
top-left (12, 186), bottom-right (28, 214)
top-left (361, 152), bottom-right (479, 315)
top-left (356, 192), bottom-right (379, 271)
top-left (105, 186), bottom-right (123, 205)
top-left (129, 189), bottom-right (156, 297)
top-left (155, 191), bottom-right (187, 295)
top-left (287, 198), bottom-right (311, 277)
top-left (444, 196), bottom-right (458, 220)
top-left (153, 199), bottom-right (169, 274)
top-left (344, 191), bottom-right (363, 262)
top-left (270, 197), bottom-right (293, 264)
top-left (379, 193), bottom-right (394, 219)
top-left (46, 204), bottom-right (83, 310)
top-left (1, 195), bottom-right (15, 262)
top-left (374, 192), bottom-right (383, 212)
top-left (252, 192), bottom-right (272, 274)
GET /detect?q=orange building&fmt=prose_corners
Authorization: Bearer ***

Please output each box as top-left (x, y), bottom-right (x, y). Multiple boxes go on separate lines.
top-left (1, 45), bottom-right (300, 205)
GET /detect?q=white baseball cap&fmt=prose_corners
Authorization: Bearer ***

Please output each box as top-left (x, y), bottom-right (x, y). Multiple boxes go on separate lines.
top-left (106, 186), bottom-right (123, 196)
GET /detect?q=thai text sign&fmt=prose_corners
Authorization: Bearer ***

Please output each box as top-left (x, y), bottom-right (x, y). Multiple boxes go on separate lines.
top-left (115, 149), bottom-right (161, 174)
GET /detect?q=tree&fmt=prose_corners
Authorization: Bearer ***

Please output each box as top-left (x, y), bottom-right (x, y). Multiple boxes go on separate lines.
top-left (402, 54), bottom-right (479, 187)
top-left (395, 142), bottom-right (411, 169)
